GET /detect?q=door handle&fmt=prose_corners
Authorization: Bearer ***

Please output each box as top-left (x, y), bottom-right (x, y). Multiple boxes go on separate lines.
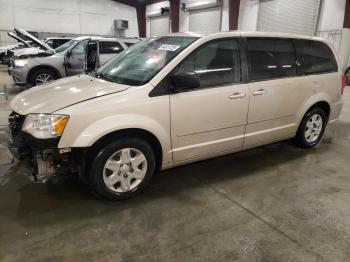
top-left (252, 89), bottom-right (268, 96)
top-left (229, 92), bottom-right (246, 99)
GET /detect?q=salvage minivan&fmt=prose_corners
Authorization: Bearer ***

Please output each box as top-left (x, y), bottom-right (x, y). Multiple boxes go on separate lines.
top-left (8, 31), bottom-right (344, 200)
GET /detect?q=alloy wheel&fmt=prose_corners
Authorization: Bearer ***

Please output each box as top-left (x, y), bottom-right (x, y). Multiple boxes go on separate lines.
top-left (35, 73), bottom-right (53, 85)
top-left (304, 113), bottom-right (323, 143)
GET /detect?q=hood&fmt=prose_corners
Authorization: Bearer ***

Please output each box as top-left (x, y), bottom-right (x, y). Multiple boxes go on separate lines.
top-left (14, 28), bottom-right (55, 54)
top-left (10, 74), bottom-right (129, 115)
top-left (7, 32), bottom-right (31, 48)
top-left (11, 47), bottom-right (45, 58)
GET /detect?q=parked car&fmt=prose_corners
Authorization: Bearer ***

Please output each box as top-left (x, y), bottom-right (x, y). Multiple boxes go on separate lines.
top-left (43, 37), bottom-right (72, 49)
top-left (8, 31), bottom-right (344, 200)
top-left (6, 28), bottom-right (56, 60)
top-left (0, 31), bottom-right (35, 64)
top-left (0, 42), bottom-right (27, 64)
top-left (8, 33), bottom-right (141, 86)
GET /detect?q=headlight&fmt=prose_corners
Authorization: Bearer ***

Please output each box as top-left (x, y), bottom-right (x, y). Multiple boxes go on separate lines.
top-left (14, 59), bottom-right (28, 67)
top-left (22, 114), bottom-right (69, 139)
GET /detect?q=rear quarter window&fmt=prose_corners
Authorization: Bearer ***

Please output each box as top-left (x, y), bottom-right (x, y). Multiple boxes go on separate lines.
top-left (295, 40), bottom-right (338, 75)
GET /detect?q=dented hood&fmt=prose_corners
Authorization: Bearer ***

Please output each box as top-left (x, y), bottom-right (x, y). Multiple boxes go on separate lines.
top-left (11, 47), bottom-right (45, 58)
top-left (14, 28), bottom-right (55, 54)
top-left (10, 74), bottom-right (129, 115)
top-left (7, 32), bottom-right (31, 47)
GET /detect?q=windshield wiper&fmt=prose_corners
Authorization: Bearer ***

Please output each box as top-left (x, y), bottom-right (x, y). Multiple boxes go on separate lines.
top-left (95, 72), bottom-right (114, 82)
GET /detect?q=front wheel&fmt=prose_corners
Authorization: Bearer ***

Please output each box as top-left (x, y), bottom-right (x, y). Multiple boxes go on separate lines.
top-left (89, 138), bottom-right (156, 201)
top-left (30, 69), bottom-right (56, 86)
top-left (296, 107), bottom-right (327, 148)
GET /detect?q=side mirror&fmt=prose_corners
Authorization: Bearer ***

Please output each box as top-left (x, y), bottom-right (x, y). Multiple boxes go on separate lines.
top-left (170, 72), bottom-right (200, 92)
top-left (65, 49), bottom-right (72, 58)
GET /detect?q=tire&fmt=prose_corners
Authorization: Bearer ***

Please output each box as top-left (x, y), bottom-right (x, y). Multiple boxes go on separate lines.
top-left (89, 137), bottom-right (156, 201)
top-left (296, 107), bottom-right (327, 148)
top-left (30, 68), bottom-right (56, 87)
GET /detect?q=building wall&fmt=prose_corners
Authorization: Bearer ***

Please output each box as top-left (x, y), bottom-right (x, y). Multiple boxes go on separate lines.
top-left (0, 0), bottom-right (138, 45)
top-left (238, 0), bottom-right (347, 33)
top-left (146, 1), bottom-right (170, 37)
top-left (317, 0), bottom-right (346, 31)
top-left (179, 0), bottom-right (229, 32)
top-left (238, 0), bottom-right (259, 31)
top-left (177, 0), bottom-right (256, 32)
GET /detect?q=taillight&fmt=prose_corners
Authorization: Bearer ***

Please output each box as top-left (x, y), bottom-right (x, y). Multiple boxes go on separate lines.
top-left (341, 75), bottom-right (347, 95)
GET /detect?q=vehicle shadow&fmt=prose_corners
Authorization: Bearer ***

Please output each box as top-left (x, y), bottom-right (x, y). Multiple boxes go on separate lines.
top-left (1, 139), bottom-right (314, 225)
top-left (1, 120), bottom-right (349, 227)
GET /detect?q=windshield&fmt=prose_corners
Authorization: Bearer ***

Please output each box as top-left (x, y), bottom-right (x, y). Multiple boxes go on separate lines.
top-left (55, 39), bottom-right (80, 53)
top-left (96, 36), bottom-right (198, 86)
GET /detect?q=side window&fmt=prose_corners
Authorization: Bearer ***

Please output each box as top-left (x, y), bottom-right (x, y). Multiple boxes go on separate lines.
top-left (295, 40), bottom-right (338, 75)
top-left (176, 39), bottom-right (241, 88)
top-left (71, 39), bottom-right (89, 56)
top-left (247, 38), bottom-right (296, 81)
top-left (45, 39), bottom-right (54, 48)
top-left (56, 39), bottom-right (69, 48)
top-left (99, 41), bottom-right (124, 54)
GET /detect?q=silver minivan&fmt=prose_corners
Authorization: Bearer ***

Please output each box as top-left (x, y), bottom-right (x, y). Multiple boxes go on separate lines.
top-left (9, 33), bottom-right (140, 86)
top-left (8, 31), bottom-right (344, 201)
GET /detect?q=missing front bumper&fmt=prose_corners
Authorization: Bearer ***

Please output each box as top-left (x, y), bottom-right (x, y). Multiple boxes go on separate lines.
top-left (7, 133), bottom-right (76, 182)
top-left (8, 111), bottom-right (85, 182)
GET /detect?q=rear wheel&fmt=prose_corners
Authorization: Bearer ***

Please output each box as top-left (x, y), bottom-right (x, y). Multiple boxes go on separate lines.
top-left (296, 107), bottom-right (327, 148)
top-left (89, 137), bottom-right (156, 201)
top-left (30, 69), bottom-right (56, 86)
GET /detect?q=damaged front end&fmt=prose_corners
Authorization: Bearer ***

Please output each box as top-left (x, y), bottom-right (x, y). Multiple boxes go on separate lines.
top-left (7, 111), bottom-right (79, 182)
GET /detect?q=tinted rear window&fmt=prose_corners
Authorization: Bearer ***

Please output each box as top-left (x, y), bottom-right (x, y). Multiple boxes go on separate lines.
top-left (99, 41), bottom-right (124, 54)
top-left (247, 38), bottom-right (296, 81)
top-left (295, 40), bottom-right (338, 75)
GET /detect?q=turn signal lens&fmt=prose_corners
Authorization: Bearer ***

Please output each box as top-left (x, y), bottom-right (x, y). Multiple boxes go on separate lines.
top-left (54, 116), bottom-right (69, 136)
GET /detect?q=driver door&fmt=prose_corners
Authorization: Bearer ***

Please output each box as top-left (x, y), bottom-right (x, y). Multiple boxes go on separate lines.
top-left (84, 40), bottom-right (100, 74)
top-left (170, 38), bottom-right (249, 163)
top-left (65, 39), bottom-right (89, 76)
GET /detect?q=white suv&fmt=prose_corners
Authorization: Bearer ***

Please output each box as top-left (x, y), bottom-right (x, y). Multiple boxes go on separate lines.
top-left (8, 31), bottom-right (344, 200)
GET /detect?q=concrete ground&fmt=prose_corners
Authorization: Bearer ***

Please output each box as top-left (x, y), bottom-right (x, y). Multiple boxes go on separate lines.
top-left (1, 64), bottom-right (350, 262)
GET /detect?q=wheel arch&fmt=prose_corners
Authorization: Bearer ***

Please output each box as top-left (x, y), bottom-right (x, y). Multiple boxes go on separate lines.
top-left (27, 64), bottom-right (62, 83)
top-left (309, 101), bottom-right (330, 121)
top-left (88, 128), bottom-right (164, 171)
top-left (297, 96), bottom-right (331, 131)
